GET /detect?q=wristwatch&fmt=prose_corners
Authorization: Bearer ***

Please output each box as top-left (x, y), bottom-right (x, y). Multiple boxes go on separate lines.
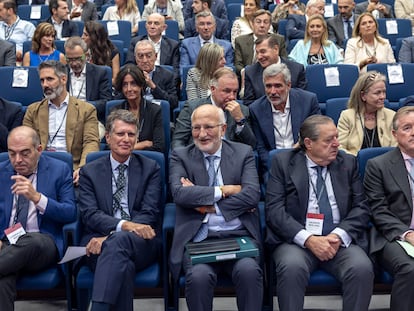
top-left (235, 118), bottom-right (246, 126)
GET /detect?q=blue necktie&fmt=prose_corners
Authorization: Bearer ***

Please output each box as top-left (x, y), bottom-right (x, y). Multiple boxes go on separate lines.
top-left (314, 166), bottom-right (334, 235)
top-left (193, 156), bottom-right (218, 242)
top-left (113, 164), bottom-right (130, 220)
top-left (346, 19), bottom-right (353, 39)
top-left (16, 195), bottom-right (29, 229)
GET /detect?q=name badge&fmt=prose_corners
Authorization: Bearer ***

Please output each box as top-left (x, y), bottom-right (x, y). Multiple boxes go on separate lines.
top-left (305, 213), bottom-right (324, 236)
top-left (4, 223), bottom-right (26, 244)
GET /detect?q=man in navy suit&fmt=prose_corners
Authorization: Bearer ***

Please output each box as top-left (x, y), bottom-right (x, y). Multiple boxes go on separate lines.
top-left (78, 110), bottom-right (162, 311)
top-left (244, 35), bottom-right (306, 105)
top-left (0, 98), bottom-right (24, 152)
top-left (266, 115), bottom-right (373, 311)
top-left (0, 126), bottom-right (76, 310)
top-left (180, 11), bottom-right (233, 67)
top-left (169, 104), bottom-right (263, 311)
top-left (125, 13), bottom-right (180, 76)
top-left (249, 63), bottom-right (320, 177)
top-left (47, 0), bottom-right (79, 39)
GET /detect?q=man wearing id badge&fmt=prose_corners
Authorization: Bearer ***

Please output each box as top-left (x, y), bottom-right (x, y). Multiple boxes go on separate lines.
top-left (0, 126), bottom-right (76, 310)
top-left (266, 115), bottom-right (373, 311)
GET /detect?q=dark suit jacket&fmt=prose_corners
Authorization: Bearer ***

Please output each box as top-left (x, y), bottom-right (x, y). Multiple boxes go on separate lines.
top-left (183, 0), bottom-right (227, 20)
top-left (67, 0), bottom-right (98, 21)
top-left (171, 97), bottom-right (256, 149)
top-left (183, 16), bottom-right (229, 40)
top-left (151, 65), bottom-right (179, 112)
top-left (0, 98), bottom-right (23, 152)
top-left (125, 35), bottom-right (180, 75)
top-left (0, 39), bottom-right (15, 66)
top-left (364, 148), bottom-right (412, 254)
top-left (327, 13), bottom-right (359, 49)
top-left (234, 33), bottom-right (287, 75)
top-left (249, 88), bottom-right (320, 172)
top-left (78, 153), bottom-right (162, 246)
top-left (0, 155), bottom-right (76, 256)
top-left (286, 14), bottom-right (306, 41)
top-left (355, 1), bottom-right (394, 18)
top-left (45, 17), bottom-right (79, 38)
top-left (243, 58), bottom-right (307, 105)
top-left (169, 140), bottom-right (261, 280)
top-left (398, 36), bottom-right (414, 63)
top-left (265, 148), bottom-right (370, 253)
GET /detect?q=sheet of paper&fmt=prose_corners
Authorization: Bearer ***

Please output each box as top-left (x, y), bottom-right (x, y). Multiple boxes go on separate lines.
top-left (397, 240), bottom-right (414, 258)
top-left (107, 21), bottom-right (119, 36)
top-left (30, 6), bottom-right (41, 19)
top-left (324, 67), bottom-right (340, 87)
top-left (324, 4), bottom-right (334, 18)
top-left (12, 68), bottom-right (28, 88)
top-left (58, 246), bottom-right (86, 264)
top-left (387, 64), bottom-right (404, 84)
top-left (385, 20), bottom-right (398, 35)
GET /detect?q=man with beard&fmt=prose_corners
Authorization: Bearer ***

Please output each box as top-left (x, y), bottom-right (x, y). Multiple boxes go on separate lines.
top-left (327, 0), bottom-right (358, 49)
top-left (23, 60), bottom-right (99, 184)
top-left (249, 63), bottom-right (320, 178)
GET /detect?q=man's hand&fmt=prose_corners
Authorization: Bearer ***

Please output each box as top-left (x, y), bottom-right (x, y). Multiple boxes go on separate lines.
top-left (73, 168), bottom-right (80, 185)
top-left (181, 177), bottom-right (194, 187)
top-left (224, 101), bottom-right (244, 122)
top-left (195, 205), bottom-right (216, 214)
top-left (304, 235), bottom-right (341, 261)
top-left (11, 175), bottom-right (41, 204)
top-left (86, 236), bottom-right (108, 256)
top-left (405, 231), bottom-right (414, 246)
top-left (143, 71), bottom-right (156, 89)
top-left (121, 222), bottom-right (156, 239)
top-left (221, 185), bottom-right (242, 197)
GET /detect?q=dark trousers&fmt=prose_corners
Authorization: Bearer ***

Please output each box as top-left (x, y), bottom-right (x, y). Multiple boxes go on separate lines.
top-left (0, 233), bottom-right (58, 311)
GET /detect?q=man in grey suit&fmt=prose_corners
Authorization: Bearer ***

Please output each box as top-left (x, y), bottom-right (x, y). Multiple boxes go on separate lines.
top-left (267, 114), bottom-right (374, 311)
top-left (169, 104), bottom-right (263, 311)
top-left (355, 0), bottom-right (394, 18)
top-left (398, 36), bottom-right (414, 63)
top-left (364, 106), bottom-right (414, 311)
top-left (172, 67), bottom-right (256, 149)
top-left (67, 0), bottom-right (98, 22)
top-left (0, 39), bottom-right (15, 66)
top-left (327, 0), bottom-right (358, 49)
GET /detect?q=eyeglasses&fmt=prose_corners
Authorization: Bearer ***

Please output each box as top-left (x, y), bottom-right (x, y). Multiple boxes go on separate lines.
top-left (136, 52), bottom-right (154, 60)
top-left (65, 55), bottom-right (86, 63)
top-left (191, 124), bottom-right (222, 133)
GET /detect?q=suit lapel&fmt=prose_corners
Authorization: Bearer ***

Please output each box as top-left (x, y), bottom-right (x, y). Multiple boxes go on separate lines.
top-left (290, 151), bottom-right (309, 218)
top-left (85, 64), bottom-right (92, 99)
top-left (289, 90), bottom-right (301, 142)
top-left (65, 97), bottom-right (77, 153)
top-left (328, 157), bottom-right (348, 219)
top-left (190, 147), bottom-right (209, 186)
top-left (38, 101), bottom-right (50, 147)
top-left (127, 155), bottom-right (140, 212)
top-left (35, 156), bottom-right (48, 227)
top-left (160, 38), bottom-right (166, 64)
top-left (260, 100), bottom-right (276, 149)
top-left (389, 149), bottom-right (413, 211)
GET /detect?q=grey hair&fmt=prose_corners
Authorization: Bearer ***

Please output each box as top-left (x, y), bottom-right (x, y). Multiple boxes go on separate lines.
top-left (64, 36), bottom-right (88, 53)
top-left (106, 110), bottom-right (138, 134)
top-left (298, 115), bottom-right (333, 150)
top-left (263, 63), bottom-right (291, 85)
top-left (38, 60), bottom-right (67, 79)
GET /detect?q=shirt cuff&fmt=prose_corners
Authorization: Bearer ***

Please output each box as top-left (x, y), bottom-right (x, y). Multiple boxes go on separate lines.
top-left (293, 229), bottom-right (313, 248)
top-left (36, 194), bottom-right (48, 215)
top-left (116, 220), bottom-right (126, 232)
top-left (332, 227), bottom-right (352, 248)
top-left (214, 186), bottom-right (222, 202)
top-left (235, 124), bottom-right (244, 134)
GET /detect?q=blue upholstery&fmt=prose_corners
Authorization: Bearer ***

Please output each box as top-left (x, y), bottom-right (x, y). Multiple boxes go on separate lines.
top-left (18, 4), bottom-right (50, 23)
top-left (227, 4), bottom-right (241, 39)
top-left (73, 20), bottom-right (84, 37)
top-left (98, 20), bottom-right (132, 56)
top-left (137, 20), bottom-right (180, 41)
top-left (111, 39), bottom-right (125, 66)
top-left (277, 19), bottom-right (288, 37)
top-left (325, 97), bottom-right (348, 125)
top-left (377, 18), bottom-right (411, 49)
top-left (356, 147), bottom-right (395, 180)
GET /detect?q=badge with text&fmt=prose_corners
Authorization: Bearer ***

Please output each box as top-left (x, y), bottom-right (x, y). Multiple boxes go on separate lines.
top-left (4, 223), bottom-right (26, 244)
top-left (305, 213), bottom-right (324, 236)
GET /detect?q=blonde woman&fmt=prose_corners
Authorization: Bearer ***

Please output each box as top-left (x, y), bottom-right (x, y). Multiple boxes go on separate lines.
top-left (102, 0), bottom-right (141, 35)
top-left (288, 14), bottom-right (343, 67)
top-left (186, 43), bottom-right (226, 101)
top-left (338, 71), bottom-right (396, 155)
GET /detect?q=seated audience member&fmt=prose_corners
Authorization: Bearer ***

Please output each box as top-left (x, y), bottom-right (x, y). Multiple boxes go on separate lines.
top-left (249, 63), bottom-right (320, 176)
top-left (68, 0), bottom-right (98, 22)
top-left (398, 36), bottom-right (414, 63)
top-left (78, 109), bottom-right (162, 311)
top-left (82, 21), bottom-right (120, 86)
top-left (394, 0), bottom-right (414, 35)
top-left (111, 64), bottom-right (165, 153)
top-left (102, 0), bottom-right (141, 35)
top-left (0, 0), bottom-right (35, 63)
top-left (271, 0), bottom-right (305, 33)
top-left (286, 0), bottom-right (325, 42)
top-left (23, 61), bottom-right (100, 184)
top-left (180, 11), bottom-right (233, 67)
top-left (23, 23), bottom-right (66, 66)
top-left (364, 106), bottom-right (414, 311)
top-left (0, 98), bottom-right (24, 152)
top-left (169, 104), bottom-right (263, 311)
top-left (355, 0), bottom-right (394, 19)
top-left (231, 0), bottom-right (261, 48)
top-left (338, 71), bottom-right (396, 155)
top-left (289, 14), bottom-right (343, 67)
top-left (327, 0), bottom-right (358, 50)
top-left (172, 67), bottom-right (256, 149)
top-left (243, 35), bottom-right (306, 105)
top-left (0, 126), bottom-right (76, 311)
top-left (125, 13), bottom-right (180, 77)
top-left (266, 114), bottom-right (374, 311)
top-left (134, 40), bottom-right (179, 115)
top-left (235, 9), bottom-right (286, 77)
top-left (344, 12), bottom-right (395, 72)
top-left (186, 43), bottom-right (225, 101)
top-left (183, 0), bottom-right (227, 20)
top-left (142, 0), bottom-right (184, 34)
top-left (184, 0), bottom-right (228, 40)
top-left (46, 0), bottom-right (79, 40)
top-left (64, 36), bottom-right (112, 125)
top-left (0, 39), bottom-right (15, 66)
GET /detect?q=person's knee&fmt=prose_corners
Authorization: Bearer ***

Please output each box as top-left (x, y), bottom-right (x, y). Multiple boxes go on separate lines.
top-left (233, 258), bottom-right (262, 284)
top-left (186, 264), bottom-right (217, 289)
top-left (395, 260), bottom-right (414, 280)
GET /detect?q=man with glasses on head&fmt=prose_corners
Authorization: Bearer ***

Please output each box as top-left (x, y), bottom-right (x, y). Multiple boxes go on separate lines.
top-left (23, 60), bottom-right (100, 185)
top-left (181, 10), bottom-right (233, 67)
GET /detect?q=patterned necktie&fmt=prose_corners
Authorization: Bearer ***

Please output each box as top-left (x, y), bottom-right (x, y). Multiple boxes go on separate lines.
top-left (193, 156), bottom-right (219, 242)
top-left (16, 195), bottom-right (29, 229)
top-left (113, 164), bottom-right (130, 220)
top-left (346, 19), bottom-right (353, 39)
top-left (314, 166), bottom-right (334, 235)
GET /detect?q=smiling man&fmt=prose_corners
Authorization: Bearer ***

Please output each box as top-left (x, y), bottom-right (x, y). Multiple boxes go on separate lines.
top-left (266, 114), bottom-right (374, 311)
top-left (249, 63), bottom-right (319, 178)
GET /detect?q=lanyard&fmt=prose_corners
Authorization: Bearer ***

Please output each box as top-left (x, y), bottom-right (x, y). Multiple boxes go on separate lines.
top-left (69, 77), bottom-right (85, 99)
top-left (48, 107), bottom-right (68, 147)
top-left (309, 168), bottom-right (329, 212)
top-left (273, 110), bottom-right (291, 148)
top-left (3, 18), bottom-right (20, 41)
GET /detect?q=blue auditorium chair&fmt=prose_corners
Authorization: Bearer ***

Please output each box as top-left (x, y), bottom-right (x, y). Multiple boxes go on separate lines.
top-left (18, 4), bottom-right (50, 23)
top-left (325, 97), bottom-right (348, 125)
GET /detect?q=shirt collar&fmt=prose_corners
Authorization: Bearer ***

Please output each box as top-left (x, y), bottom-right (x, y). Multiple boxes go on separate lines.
top-left (110, 153), bottom-right (131, 171)
top-left (201, 144), bottom-right (222, 159)
top-left (48, 93), bottom-right (70, 108)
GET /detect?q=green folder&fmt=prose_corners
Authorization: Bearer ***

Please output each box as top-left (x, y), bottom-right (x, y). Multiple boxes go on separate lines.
top-left (186, 236), bottom-right (259, 265)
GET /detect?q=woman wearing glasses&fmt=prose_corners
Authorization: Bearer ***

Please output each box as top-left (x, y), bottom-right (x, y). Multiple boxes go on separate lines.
top-left (344, 12), bottom-right (394, 72)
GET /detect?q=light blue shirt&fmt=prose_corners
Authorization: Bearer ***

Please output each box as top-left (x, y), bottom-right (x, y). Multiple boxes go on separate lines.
top-left (0, 18), bottom-right (35, 52)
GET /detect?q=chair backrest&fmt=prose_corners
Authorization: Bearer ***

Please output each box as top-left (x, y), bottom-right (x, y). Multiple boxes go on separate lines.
top-left (137, 20), bottom-right (180, 42)
top-left (72, 20), bottom-right (84, 37)
top-left (105, 99), bottom-right (124, 122)
top-left (18, 4), bottom-right (50, 22)
top-left (152, 99), bottom-right (171, 156)
top-left (0, 151), bottom-right (73, 171)
top-left (98, 20), bottom-right (132, 51)
top-left (0, 66), bottom-right (43, 106)
top-left (395, 37), bottom-right (405, 61)
top-left (305, 64), bottom-right (359, 103)
top-left (111, 39), bottom-right (125, 66)
top-left (136, 0), bottom-right (144, 14)
top-left (287, 38), bottom-right (299, 53)
top-left (227, 4), bottom-right (241, 37)
top-left (102, 65), bottom-right (113, 90)
top-left (377, 18), bottom-right (412, 47)
top-left (277, 19), bottom-right (288, 37)
top-left (356, 147), bottom-right (395, 179)
top-left (325, 97), bottom-right (348, 125)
